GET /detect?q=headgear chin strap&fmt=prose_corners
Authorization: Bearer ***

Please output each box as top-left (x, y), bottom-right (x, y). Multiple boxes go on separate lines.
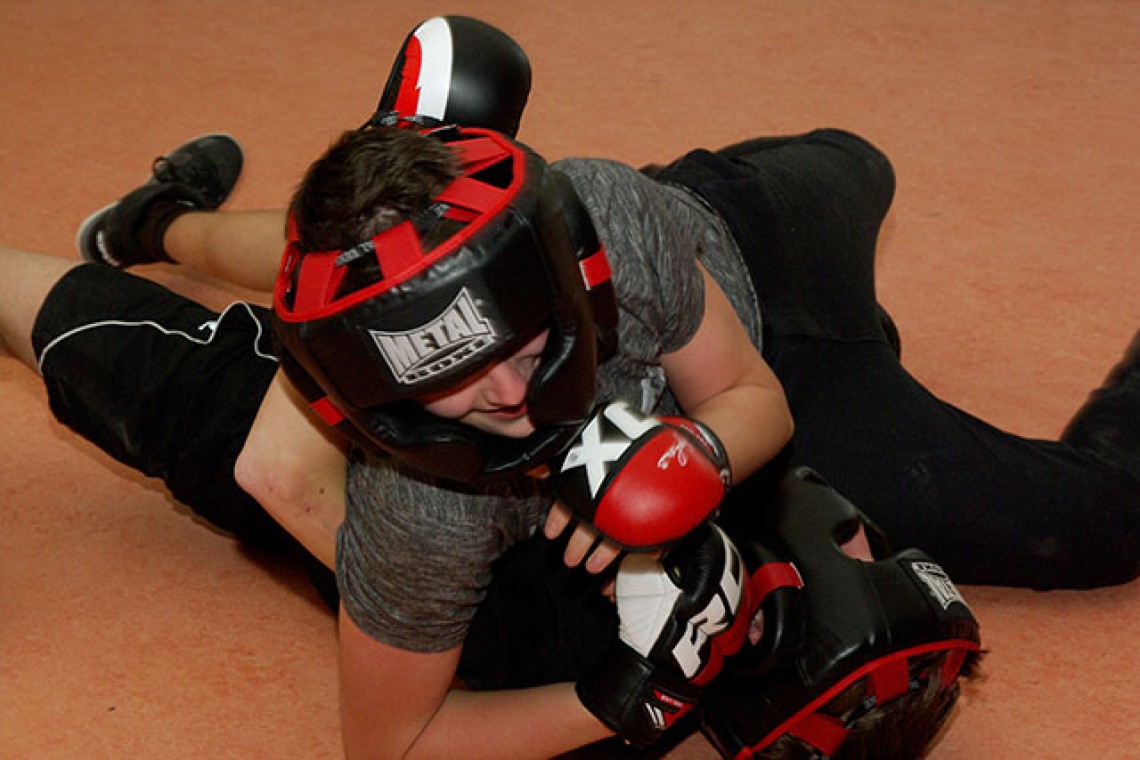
top-left (273, 126), bottom-right (618, 482)
top-left (703, 467), bottom-right (982, 759)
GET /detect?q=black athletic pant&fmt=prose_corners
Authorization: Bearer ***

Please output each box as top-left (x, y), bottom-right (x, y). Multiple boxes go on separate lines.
top-left (657, 129), bottom-right (1140, 589)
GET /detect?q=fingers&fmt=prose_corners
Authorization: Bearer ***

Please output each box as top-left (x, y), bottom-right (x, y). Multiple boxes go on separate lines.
top-left (581, 536), bottom-right (623, 574)
top-left (565, 526), bottom-right (622, 574)
top-left (545, 501), bottom-right (624, 574)
top-left (562, 522), bottom-right (598, 566)
top-left (543, 500), bottom-right (573, 540)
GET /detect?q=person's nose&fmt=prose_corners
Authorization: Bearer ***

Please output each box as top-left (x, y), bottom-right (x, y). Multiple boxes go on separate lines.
top-left (482, 361), bottom-right (529, 407)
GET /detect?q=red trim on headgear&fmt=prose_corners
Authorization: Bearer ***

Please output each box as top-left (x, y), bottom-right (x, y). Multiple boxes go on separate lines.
top-left (371, 222), bottom-right (425, 286)
top-left (579, 248), bottom-right (612, 291)
top-left (452, 135), bottom-right (513, 173)
top-left (310, 397), bottom-right (345, 427)
top-left (275, 130), bottom-right (524, 324)
top-left (436, 174), bottom-right (507, 214)
top-left (941, 647), bottom-right (969, 687)
top-left (868, 658), bottom-right (911, 704)
top-left (290, 248), bottom-right (343, 315)
top-left (739, 639), bottom-right (982, 759)
top-left (787, 713), bottom-right (849, 757)
top-left (750, 562), bottom-right (805, 599)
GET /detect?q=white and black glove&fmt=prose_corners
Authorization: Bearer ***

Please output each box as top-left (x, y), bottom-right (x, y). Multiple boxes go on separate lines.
top-left (576, 523), bottom-right (750, 747)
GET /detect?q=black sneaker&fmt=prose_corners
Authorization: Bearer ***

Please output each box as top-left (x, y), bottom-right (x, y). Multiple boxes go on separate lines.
top-left (76, 133), bottom-right (243, 267)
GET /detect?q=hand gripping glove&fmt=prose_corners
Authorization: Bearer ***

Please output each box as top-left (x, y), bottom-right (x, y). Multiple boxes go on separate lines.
top-left (552, 401), bottom-right (732, 550)
top-left (577, 523), bottom-right (751, 747)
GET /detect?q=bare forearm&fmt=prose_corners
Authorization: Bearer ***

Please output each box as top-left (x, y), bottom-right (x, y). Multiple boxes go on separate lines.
top-left (663, 266), bottom-right (795, 484)
top-left (405, 684), bottom-right (613, 760)
top-left (340, 614), bottom-right (613, 760)
top-left (253, 474), bottom-right (341, 569)
top-left (689, 380), bottom-right (793, 483)
top-left (235, 370), bottom-right (346, 569)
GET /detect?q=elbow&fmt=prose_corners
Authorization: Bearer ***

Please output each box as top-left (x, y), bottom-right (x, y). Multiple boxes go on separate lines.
top-left (234, 444), bottom-right (307, 519)
top-left (781, 400), bottom-right (795, 447)
top-left (773, 386), bottom-right (795, 448)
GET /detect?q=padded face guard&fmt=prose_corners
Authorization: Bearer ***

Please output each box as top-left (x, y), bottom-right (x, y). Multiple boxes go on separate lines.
top-left (273, 127), bottom-right (617, 482)
top-left (703, 467), bottom-right (982, 758)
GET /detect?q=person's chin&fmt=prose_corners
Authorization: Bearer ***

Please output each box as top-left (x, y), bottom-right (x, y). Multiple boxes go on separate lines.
top-left (494, 419), bottom-right (538, 437)
top-left (496, 419), bottom-right (537, 439)
top-left (467, 413), bottom-right (536, 439)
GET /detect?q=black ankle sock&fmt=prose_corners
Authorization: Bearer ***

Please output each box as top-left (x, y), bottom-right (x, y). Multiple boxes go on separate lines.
top-left (134, 199), bottom-right (194, 264)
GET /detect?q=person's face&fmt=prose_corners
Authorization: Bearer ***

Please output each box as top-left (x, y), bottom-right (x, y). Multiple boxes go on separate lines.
top-left (418, 330), bottom-right (549, 438)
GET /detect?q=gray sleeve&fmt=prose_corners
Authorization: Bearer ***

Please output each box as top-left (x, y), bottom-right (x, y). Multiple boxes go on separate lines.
top-left (557, 158), bottom-right (707, 357)
top-left (337, 454), bottom-right (549, 652)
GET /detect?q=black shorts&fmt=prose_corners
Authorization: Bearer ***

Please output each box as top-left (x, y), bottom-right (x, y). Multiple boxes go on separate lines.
top-left (32, 264), bottom-right (295, 550)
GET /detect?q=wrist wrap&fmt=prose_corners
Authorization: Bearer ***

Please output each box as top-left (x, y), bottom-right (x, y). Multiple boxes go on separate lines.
top-left (576, 643), bottom-right (702, 747)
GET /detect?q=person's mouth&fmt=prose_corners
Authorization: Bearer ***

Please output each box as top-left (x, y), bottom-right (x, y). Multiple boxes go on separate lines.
top-left (486, 403), bottom-right (528, 420)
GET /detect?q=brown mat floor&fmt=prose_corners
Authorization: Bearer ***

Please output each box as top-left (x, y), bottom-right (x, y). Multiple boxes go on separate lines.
top-left (2, 2), bottom-right (1138, 757)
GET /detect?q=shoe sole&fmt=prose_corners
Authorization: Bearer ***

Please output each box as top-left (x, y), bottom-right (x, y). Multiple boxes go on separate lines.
top-left (75, 202), bottom-right (117, 264)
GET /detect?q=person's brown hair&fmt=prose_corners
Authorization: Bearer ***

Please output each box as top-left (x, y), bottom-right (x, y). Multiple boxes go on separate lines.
top-left (288, 126), bottom-right (460, 254)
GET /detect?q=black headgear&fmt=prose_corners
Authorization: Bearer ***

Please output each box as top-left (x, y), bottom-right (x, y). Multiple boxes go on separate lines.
top-left (273, 126), bottom-right (618, 482)
top-left (703, 467), bottom-right (982, 758)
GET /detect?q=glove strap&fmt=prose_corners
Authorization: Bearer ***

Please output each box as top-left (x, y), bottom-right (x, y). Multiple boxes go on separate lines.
top-left (577, 642), bottom-right (702, 748)
top-left (664, 417), bottom-right (733, 489)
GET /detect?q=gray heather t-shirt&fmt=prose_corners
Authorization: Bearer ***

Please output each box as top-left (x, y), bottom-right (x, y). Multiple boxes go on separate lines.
top-left (337, 157), bottom-right (762, 652)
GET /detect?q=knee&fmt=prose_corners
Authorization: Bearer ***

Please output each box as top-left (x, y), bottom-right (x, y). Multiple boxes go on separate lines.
top-left (0, 247), bottom-right (80, 368)
top-left (809, 129), bottom-right (896, 217)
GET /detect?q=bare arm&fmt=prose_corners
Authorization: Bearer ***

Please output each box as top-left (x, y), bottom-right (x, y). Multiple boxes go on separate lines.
top-left (660, 264), bottom-right (793, 482)
top-left (234, 368), bottom-right (346, 569)
top-left (338, 608), bottom-right (613, 759)
top-left (545, 264), bottom-right (793, 569)
top-left (233, 371), bottom-right (611, 756)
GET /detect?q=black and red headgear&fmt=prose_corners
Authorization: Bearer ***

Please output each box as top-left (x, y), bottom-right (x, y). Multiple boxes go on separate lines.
top-left (273, 125), bottom-right (618, 482)
top-left (703, 468), bottom-right (982, 758)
